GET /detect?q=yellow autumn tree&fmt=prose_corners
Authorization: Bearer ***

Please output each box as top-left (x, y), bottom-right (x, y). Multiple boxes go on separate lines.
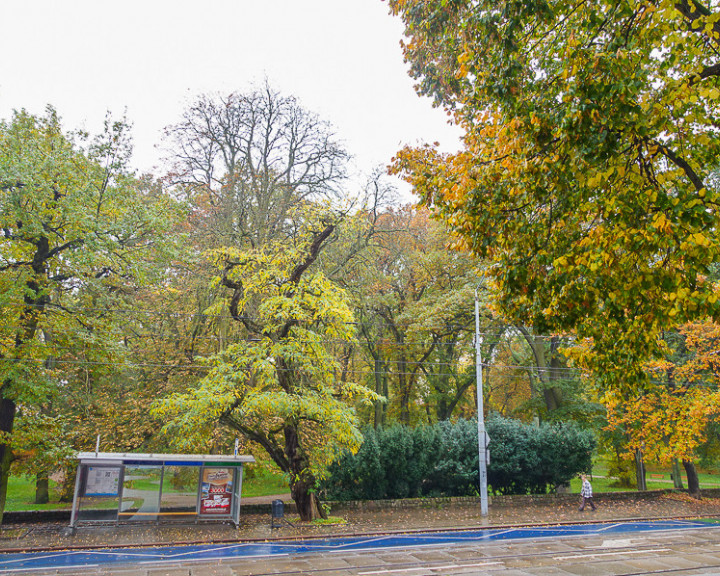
top-left (152, 206), bottom-right (379, 521)
top-left (606, 319), bottom-right (720, 494)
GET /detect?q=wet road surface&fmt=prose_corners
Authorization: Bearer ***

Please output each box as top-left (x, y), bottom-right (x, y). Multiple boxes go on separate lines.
top-left (3, 519), bottom-right (720, 575)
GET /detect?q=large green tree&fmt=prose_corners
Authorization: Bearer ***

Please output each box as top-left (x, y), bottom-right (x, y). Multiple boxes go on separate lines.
top-left (389, 0), bottom-right (720, 390)
top-left (0, 108), bottom-right (177, 521)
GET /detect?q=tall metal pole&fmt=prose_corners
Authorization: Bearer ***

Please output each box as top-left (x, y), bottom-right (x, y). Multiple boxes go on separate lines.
top-left (475, 287), bottom-right (489, 516)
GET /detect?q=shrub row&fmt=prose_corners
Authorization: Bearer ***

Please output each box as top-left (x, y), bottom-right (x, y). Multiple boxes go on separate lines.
top-left (320, 416), bottom-right (595, 500)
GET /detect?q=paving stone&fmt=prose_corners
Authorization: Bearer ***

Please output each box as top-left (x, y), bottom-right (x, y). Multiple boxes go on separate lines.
top-left (623, 556), bottom-right (688, 571)
top-left (331, 554), bottom-right (380, 568)
top-left (292, 556), bottom-right (350, 570)
top-left (554, 562), bottom-right (619, 576)
top-left (491, 570), bottom-right (544, 576)
top-left (219, 560), bottom-right (267, 576)
top-left (506, 556), bottom-right (547, 569)
top-left (374, 552), bottom-right (420, 565)
top-left (409, 550), bottom-right (457, 562)
top-left (189, 566), bottom-right (234, 576)
top-left (655, 555), bottom-right (713, 570)
top-left (147, 568), bottom-right (191, 576)
top-left (524, 568), bottom-right (579, 576)
top-left (448, 549), bottom-right (499, 560)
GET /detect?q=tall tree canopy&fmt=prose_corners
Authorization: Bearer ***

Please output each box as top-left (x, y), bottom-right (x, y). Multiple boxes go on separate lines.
top-left (389, 0), bottom-right (720, 389)
top-left (0, 108), bottom-right (177, 520)
top-left (350, 207), bottom-right (481, 425)
top-left (164, 84), bottom-right (348, 249)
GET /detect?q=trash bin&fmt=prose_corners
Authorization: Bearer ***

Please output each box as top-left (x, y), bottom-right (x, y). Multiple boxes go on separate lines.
top-left (271, 499), bottom-right (284, 528)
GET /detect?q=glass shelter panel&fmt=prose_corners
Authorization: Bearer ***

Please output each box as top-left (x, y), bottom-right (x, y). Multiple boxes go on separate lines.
top-left (119, 465), bottom-right (162, 522)
top-left (75, 465), bottom-right (121, 523)
top-left (160, 465), bottom-right (200, 520)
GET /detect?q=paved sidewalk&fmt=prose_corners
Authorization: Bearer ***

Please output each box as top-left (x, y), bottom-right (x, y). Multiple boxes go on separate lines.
top-left (2, 491), bottom-right (720, 552)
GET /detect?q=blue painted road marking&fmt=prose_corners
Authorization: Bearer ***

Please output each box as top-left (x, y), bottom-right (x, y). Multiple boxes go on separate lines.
top-left (0, 519), bottom-right (715, 572)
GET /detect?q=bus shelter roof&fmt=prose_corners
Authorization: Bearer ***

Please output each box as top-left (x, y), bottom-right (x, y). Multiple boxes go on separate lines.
top-left (75, 452), bottom-right (255, 466)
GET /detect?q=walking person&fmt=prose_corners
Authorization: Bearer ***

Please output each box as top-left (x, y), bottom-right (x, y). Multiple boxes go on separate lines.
top-left (579, 474), bottom-right (596, 511)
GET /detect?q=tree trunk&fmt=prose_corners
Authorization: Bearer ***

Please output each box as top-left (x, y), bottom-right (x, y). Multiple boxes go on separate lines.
top-left (635, 449), bottom-right (647, 491)
top-left (59, 466), bottom-right (77, 502)
top-left (291, 476), bottom-right (325, 521)
top-left (0, 397), bottom-right (17, 525)
top-left (682, 460), bottom-right (701, 499)
top-left (374, 357), bottom-right (386, 429)
top-left (398, 356), bottom-right (411, 425)
top-left (285, 424), bottom-right (326, 521)
top-left (520, 328), bottom-right (563, 412)
top-left (672, 459), bottom-right (684, 490)
top-left (547, 336), bottom-right (564, 409)
top-left (1, 274), bottom-right (48, 524)
top-left (432, 341), bottom-right (454, 421)
top-left (35, 473), bottom-right (50, 504)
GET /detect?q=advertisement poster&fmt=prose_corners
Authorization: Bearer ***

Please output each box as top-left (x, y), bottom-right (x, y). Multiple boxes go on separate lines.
top-left (85, 466), bottom-right (121, 497)
top-left (199, 467), bottom-right (233, 515)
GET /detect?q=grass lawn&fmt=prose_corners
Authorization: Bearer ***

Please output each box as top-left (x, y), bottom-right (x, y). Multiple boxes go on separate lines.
top-left (5, 468), bottom-right (290, 512)
top-left (567, 475), bottom-right (670, 493)
top-left (568, 465), bottom-right (720, 493)
top-left (5, 475), bottom-right (73, 512)
top-left (6, 465), bottom-right (720, 511)
top-left (242, 468), bottom-right (290, 497)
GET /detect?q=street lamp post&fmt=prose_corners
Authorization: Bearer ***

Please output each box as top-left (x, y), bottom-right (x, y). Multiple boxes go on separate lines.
top-left (475, 286), bottom-right (489, 516)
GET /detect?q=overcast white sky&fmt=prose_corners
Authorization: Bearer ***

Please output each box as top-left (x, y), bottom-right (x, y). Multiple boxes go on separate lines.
top-left (0, 0), bottom-right (459, 198)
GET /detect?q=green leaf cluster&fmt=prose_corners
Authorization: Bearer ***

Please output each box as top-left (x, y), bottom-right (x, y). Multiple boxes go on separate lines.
top-left (0, 107), bottom-right (182, 514)
top-left (389, 0), bottom-right (720, 390)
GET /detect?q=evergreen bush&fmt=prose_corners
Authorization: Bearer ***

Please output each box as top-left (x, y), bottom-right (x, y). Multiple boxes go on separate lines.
top-left (320, 417), bottom-right (595, 500)
top-left (426, 419), bottom-right (479, 496)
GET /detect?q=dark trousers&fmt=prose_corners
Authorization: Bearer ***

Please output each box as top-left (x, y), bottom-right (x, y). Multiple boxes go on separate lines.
top-left (579, 496), bottom-right (596, 511)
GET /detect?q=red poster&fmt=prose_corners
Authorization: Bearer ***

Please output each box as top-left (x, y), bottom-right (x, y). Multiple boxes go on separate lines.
top-left (199, 467), bottom-right (233, 515)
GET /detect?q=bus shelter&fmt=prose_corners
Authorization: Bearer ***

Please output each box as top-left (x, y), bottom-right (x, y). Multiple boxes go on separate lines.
top-left (70, 452), bottom-right (255, 528)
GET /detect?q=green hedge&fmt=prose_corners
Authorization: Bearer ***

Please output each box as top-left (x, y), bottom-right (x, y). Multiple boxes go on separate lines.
top-left (486, 417), bottom-right (595, 494)
top-left (320, 417), bottom-right (595, 499)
